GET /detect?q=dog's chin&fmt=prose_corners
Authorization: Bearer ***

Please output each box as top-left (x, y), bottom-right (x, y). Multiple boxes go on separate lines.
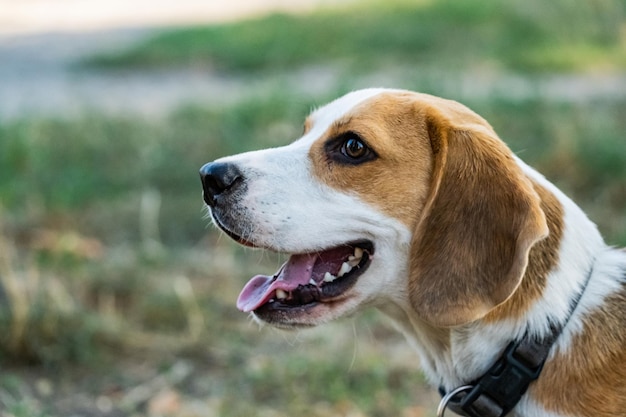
top-left (251, 296), bottom-right (366, 329)
top-left (235, 240), bottom-right (375, 329)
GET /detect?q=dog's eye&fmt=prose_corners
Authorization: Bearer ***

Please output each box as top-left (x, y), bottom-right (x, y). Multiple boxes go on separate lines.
top-left (341, 136), bottom-right (369, 160)
top-left (325, 132), bottom-right (376, 165)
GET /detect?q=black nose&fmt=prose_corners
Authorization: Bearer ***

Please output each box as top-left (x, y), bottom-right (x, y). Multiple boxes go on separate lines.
top-left (199, 162), bottom-right (243, 206)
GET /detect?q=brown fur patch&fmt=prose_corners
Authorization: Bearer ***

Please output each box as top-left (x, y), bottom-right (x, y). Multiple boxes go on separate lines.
top-left (308, 93), bottom-right (435, 226)
top-left (531, 284), bottom-right (626, 416)
top-left (483, 181), bottom-right (564, 322)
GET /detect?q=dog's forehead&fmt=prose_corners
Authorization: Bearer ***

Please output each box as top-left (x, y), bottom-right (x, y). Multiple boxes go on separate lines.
top-left (305, 88), bottom-right (395, 137)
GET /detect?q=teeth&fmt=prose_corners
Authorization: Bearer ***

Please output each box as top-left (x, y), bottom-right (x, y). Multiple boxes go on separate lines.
top-left (338, 262), bottom-right (352, 277)
top-left (347, 247), bottom-right (365, 267)
top-left (316, 247), bottom-right (368, 285)
top-left (276, 289), bottom-right (288, 300)
top-left (323, 272), bottom-right (337, 283)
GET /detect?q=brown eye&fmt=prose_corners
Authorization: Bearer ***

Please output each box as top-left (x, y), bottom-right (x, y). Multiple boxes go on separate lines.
top-left (341, 137), bottom-right (368, 159)
top-left (325, 132), bottom-right (376, 165)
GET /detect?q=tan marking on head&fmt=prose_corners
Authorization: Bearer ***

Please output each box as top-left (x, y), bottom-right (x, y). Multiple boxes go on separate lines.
top-left (308, 91), bottom-right (549, 327)
top-left (308, 92), bottom-right (435, 226)
top-left (483, 180), bottom-right (563, 322)
top-left (531, 285), bottom-right (626, 416)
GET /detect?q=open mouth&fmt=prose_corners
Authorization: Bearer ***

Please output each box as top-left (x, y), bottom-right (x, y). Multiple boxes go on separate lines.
top-left (236, 241), bottom-right (374, 315)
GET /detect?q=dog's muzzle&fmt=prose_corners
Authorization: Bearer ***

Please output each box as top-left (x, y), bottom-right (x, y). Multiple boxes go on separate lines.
top-left (199, 162), bottom-right (243, 207)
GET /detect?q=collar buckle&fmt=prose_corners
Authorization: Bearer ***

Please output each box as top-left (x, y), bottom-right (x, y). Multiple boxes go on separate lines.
top-left (439, 340), bottom-right (545, 417)
top-left (461, 340), bottom-right (544, 417)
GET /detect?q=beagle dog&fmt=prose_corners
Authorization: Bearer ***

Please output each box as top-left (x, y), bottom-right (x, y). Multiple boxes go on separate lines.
top-left (199, 89), bottom-right (626, 417)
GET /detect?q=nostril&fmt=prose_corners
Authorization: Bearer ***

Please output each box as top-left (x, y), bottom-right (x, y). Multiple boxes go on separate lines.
top-left (199, 162), bottom-right (243, 206)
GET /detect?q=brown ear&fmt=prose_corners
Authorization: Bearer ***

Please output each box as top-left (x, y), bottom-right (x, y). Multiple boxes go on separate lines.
top-left (409, 101), bottom-right (548, 327)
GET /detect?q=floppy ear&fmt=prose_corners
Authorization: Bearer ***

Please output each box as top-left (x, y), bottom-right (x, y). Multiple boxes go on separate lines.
top-left (408, 102), bottom-right (548, 327)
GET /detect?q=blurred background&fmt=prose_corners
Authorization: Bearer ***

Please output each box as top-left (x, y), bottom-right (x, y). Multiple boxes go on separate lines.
top-left (0, 0), bottom-right (625, 416)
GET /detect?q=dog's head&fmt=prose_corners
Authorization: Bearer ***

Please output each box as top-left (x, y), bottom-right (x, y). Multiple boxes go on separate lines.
top-left (200, 89), bottom-right (548, 328)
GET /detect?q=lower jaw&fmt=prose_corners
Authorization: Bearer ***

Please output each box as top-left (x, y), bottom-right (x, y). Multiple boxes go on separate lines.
top-left (253, 307), bottom-right (318, 328)
top-left (252, 298), bottom-right (348, 328)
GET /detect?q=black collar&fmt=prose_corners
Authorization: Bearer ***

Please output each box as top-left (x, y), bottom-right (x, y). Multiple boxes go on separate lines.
top-left (437, 264), bottom-right (593, 417)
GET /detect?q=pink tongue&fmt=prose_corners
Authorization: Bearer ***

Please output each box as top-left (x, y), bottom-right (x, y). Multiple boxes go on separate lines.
top-left (236, 253), bottom-right (317, 312)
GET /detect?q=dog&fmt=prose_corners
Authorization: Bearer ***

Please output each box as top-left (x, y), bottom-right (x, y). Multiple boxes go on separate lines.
top-left (199, 89), bottom-right (626, 417)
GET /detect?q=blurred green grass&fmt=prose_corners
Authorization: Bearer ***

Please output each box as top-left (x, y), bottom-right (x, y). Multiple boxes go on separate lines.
top-left (85, 0), bottom-right (626, 73)
top-left (2, 0), bottom-right (626, 415)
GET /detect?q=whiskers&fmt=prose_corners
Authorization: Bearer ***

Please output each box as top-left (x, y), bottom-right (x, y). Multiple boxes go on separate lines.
top-left (349, 319), bottom-right (359, 372)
